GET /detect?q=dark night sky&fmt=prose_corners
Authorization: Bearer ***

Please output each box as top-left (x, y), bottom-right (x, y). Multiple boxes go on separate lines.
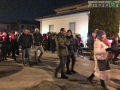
top-left (0, 0), bottom-right (84, 22)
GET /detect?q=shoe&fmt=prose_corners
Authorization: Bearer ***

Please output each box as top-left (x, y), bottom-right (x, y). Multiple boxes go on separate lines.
top-left (29, 62), bottom-right (34, 67)
top-left (61, 75), bottom-right (68, 79)
top-left (89, 58), bottom-right (94, 60)
top-left (54, 73), bottom-right (57, 78)
top-left (38, 58), bottom-right (42, 63)
top-left (102, 86), bottom-right (109, 90)
top-left (66, 71), bottom-right (72, 75)
top-left (23, 64), bottom-right (27, 66)
top-left (71, 70), bottom-right (77, 73)
top-left (87, 77), bottom-right (93, 84)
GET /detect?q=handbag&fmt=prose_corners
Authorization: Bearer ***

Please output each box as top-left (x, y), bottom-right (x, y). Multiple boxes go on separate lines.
top-left (107, 53), bottom-right (115, 59)
top-left (95, 55), bottom-right (110, 71)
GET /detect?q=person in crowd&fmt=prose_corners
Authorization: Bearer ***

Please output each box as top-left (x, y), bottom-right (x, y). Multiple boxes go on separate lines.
top-left (42, 34), bottom-right (48, 52)
top-left (0, 32), bottom-right (2, 62)
top-left (51, 35), bottom-right (56, 53)
top-left (47, 33), bottom-right (51, 51)
top-left (9, 32), bottom-right (17, 61)
top-left (111, 35), bottom-right (119, 65)
top-left (0, 32), bottom-right (2, 41)
top-left (87, 30), bottom-right (111, 89)
top-left (1, 32), bottom-right (8, 60)
top-left (88, 29), bottom-right (98, 60)
top-left (18, 29), bottom-right (33, 66)
top-left (33, 28), bottom-right (44, 63)
top-left (14, 32), bottom-right (20, 55)
top-left (66, 30), bottom-right (76, 74)
top-left (54, 28), bottom-right (70, 79)
top-left (76, 34), bottom-right (83, 57)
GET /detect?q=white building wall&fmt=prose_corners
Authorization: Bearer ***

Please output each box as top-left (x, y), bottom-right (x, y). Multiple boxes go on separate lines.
top-left (41, 11), bottom-right (89, 37)
top-left (39, 11), bottom-right (89, 47)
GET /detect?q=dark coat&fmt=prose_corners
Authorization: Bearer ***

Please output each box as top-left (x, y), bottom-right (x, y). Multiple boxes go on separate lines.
top-left (33, 33), bottom-right (43, 46)
top-left (55, 33), bottom-right (70, 57)
top-left (1, 41), bottom-right (8, 52)
top-left (18, 33), bottom-right (33, 49)
top-left (66, 35), bottom-right (75, 55)
top-left (88, 36), bottom-right (96, 50)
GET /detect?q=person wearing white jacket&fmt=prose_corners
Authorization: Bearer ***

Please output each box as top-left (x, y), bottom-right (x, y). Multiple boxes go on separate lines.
top-left (87, 30), bottom-right (111, 90)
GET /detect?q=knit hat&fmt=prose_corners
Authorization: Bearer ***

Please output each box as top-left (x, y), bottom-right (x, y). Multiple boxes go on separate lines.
top-left (97, 30), bottom-right (106, 37)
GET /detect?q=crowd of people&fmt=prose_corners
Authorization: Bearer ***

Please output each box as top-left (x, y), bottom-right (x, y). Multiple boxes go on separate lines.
top-left (0, 28), bottom-right (119, 89)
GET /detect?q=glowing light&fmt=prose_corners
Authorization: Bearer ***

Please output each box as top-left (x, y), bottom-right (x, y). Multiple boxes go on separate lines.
top-left (108, 40), bottom-right (113, 44)
top-left (2, 37), bottom-right (5, 39)
top-left (9, 36), bottom-right (11, 38)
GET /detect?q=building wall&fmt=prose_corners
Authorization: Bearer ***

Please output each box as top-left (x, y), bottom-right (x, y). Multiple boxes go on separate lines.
top-left (40, 11), bottom-right (89, 46)
top-left (41, 11), bottom-right (89, 37)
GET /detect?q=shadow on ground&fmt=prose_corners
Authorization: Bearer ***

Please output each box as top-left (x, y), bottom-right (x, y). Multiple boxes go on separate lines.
top-left (0, 61), bottom-right (23, 78)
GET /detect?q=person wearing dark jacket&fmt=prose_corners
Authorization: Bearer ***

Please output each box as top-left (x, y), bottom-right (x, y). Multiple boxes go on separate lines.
top-left (76, 34), bottom-right (83, 57)
top-left (51, 35), bottom-right (56, 53)
top-left (111, 36), bottom-right (119, 65)
top-left (1, 33), bottom-right (8, 60)
top-left (18, 29), bottom-right (33, 66)
top-left (54, 28), bottom-right (70, 79)
top-left (33, 28), bottom-right (44, 63)
top-left (66, 30), bottom-right (76, 74)
top-left (88, 30), bottom-right (97, 60)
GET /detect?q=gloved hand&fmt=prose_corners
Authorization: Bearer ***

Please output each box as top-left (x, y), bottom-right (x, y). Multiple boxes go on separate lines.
top-left (106, 48), bottom-right (111, 51)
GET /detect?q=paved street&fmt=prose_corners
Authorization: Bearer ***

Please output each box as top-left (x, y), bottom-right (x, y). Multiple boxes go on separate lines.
top-left (0, 49), bottom-right (120, 90)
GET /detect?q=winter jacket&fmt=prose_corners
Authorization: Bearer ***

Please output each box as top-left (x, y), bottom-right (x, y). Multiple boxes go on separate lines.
top-left (33, 33), bottom-right (43, 46)
top-left (66, 35), bottom-right (75, 55)
top-left (18, 33), bottom-right (33, 49)
top-left (55, 33), bottom-right (70, 57)
top-left (94, 39), bottom-right (110, 80)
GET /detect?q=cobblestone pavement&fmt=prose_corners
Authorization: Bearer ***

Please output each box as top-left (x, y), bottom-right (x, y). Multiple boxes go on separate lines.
top-left (0, 49), bottom-right (120, 90)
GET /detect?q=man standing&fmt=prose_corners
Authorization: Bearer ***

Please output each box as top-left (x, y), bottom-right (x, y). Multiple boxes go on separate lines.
top-left (18, 29), bottom-right (33, 66)
top-left (33, 28), bottom-right (44, 63)
top-left (88, 29), bottom-right (98, 60)
top-left (54, 28), bottom-right (70, 79)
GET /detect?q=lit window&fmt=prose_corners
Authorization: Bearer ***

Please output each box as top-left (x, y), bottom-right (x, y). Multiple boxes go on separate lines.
top-left (49, 25), bottom-right (54, 32)
top-left (69, 22), bottom-right (75, 33)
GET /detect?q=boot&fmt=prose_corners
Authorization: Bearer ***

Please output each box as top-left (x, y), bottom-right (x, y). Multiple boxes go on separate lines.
top-left (71, 70), bottom-right (77, 73)
top-left (38, 58), bottom-right (42, 63)
top-left (61, 74), bottom-right (68, 79)
top-left (87, 73), bottom-right (95, 84)
top-left (100, 79), bottom-right (108, 90)
top-left (54, 72), bottom-right (57, 78)
top-left (29, 62), bottom-right (34, 67)
top-left (66, 70), bottom-right (71, 75)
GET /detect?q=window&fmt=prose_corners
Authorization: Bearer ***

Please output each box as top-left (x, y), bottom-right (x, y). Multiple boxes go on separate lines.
top-left (69, 22), bottom-right (75, 33)
top-left (49, 25), bottom-right (54, 32)
top-left (21, 25), bottom-right (24, 29)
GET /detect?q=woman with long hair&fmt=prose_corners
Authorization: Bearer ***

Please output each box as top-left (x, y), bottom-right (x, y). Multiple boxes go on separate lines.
top-left (66, 30), bottom-right (76, 74)
top-left (87, 30), bottom-right (111, 90)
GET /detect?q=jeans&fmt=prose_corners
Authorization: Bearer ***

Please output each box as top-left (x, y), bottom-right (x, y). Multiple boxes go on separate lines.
top-left (77, 46), bottom-right (82, 57)
top-left (55, 56), bottom-right (67, 75)
top-left (22, 48), bottom-right (32, 65)
top-left (66, 53), bottom-right (76, 71)
top-left (34, 45), bottom-right (44, 60)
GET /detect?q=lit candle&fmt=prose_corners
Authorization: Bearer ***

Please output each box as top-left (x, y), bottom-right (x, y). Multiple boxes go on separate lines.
top-left (2, 37), bottom-right (5, 39)
top-left (108, 40), bottom-right (113, 44)
top-left (9, 36), bottom-right (11, 38)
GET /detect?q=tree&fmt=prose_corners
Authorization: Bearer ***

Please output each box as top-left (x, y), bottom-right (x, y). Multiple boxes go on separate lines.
top-left (88, 0), bottom-right (120, 37)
